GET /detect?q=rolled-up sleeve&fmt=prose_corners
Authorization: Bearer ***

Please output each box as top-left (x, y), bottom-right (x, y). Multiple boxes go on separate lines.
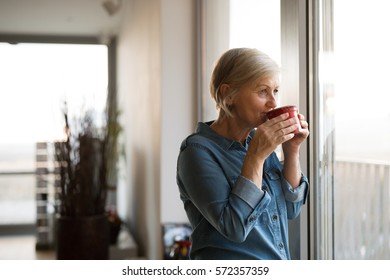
top-left (281, 174), bottom-right (309, 203)
top-left (280, 174), bottom-right (309, 219)
top-left (231, 176), bottom-right (265, 208)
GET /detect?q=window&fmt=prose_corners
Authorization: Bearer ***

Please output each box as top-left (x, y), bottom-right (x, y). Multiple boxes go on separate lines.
top-left (333, 0), bottom-right (390, 259)
top-left (201, 0), bottom-right (281, 120)
top-left (0, 42), bottom-right (108, 226)
top-left (312, 0), bottom-right (390, 259)
top-left (229, 0), bottom-right (280, 64)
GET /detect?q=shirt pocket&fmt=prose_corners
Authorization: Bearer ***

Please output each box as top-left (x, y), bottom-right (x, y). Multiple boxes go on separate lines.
top-left (259, 209), bottom-right (271, 226)
top-left (263, 170), bottom-right (281, 196)
top-left (266, 169), bottom-right (281, 181)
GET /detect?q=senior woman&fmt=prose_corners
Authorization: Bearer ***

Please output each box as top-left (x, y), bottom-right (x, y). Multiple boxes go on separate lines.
top-left (176, 48), bottom-right (309, 260)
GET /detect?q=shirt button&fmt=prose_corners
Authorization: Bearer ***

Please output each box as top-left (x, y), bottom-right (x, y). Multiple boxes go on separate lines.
top-left (261, 185), bottom-right (267, 191)
top-left (279, 243), bottom-right (284, 249)
top-left (249, 215), bottom-right (256, 223)
top-left (272, 214), bottom-right (278, 221)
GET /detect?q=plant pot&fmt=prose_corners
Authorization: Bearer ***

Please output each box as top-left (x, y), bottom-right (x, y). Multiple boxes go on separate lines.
top-left (109, 222), bottom-right (122, 245)
top-left (56, 214), bottom-right (109, 260)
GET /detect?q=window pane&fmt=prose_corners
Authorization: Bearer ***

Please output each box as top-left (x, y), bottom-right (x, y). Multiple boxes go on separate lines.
top-left (202, 0), bottom-right (281, 122)
top-left (0, 43), bottom-right (108, 226)
top-left (332, 0), bottom-right (390, 259)
top-left (230, 0), bottom-right (280, 65)
top-left (0, 174), bottom-right (36, 224)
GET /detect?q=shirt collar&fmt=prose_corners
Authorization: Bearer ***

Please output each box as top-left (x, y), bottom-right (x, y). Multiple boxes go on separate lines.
top-left (196, 121), bottom-right (254, 151)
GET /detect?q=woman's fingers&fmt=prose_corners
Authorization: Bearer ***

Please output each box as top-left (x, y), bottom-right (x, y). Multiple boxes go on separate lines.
top-left (300, 120), bottom-right (309, 129)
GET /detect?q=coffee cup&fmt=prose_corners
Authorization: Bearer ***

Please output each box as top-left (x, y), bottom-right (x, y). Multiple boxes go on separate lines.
top-left (266, 105), bottom-right (301, 133)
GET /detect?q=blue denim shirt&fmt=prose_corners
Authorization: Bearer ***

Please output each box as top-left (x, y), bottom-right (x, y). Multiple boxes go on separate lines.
top-left (176, 122), bottom-right (309, 260)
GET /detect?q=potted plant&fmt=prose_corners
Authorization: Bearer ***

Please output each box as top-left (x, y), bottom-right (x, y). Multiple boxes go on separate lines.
top-left (54, 104), bottom-right (115, 260)
top-left (107, 206), bottom-right (122, 245)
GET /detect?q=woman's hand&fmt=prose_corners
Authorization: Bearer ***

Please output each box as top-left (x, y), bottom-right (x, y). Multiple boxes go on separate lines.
top-left (247, 113), bottom-right (298, 160)
top-left (281, 113), bottom-right (309, 188)
top-left (282, 113), bottom-right (309, 153)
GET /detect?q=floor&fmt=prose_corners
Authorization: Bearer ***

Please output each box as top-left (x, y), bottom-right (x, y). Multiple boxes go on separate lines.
top-left (0, 234), bottom-right (55, 260)
top-left (0, 227), bottom-right (138, 260)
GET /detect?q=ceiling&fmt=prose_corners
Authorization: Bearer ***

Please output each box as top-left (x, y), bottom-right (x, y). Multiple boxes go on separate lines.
top-left (0, 0), bottom-right (125, 39)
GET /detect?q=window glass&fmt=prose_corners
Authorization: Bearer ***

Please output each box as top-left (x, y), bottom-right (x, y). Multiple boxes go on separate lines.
top-left (230, 0), bottom-right (280, 65)
top-left (333, 0), bottom-right (390, 259)
top-left (0, 43), bottom-right (108, 225)
top-left (202, 0), bottom-right (280, 122)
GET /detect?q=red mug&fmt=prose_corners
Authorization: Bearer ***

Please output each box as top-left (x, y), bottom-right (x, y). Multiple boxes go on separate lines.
top-left (266, 105), bottom-right (301, 133)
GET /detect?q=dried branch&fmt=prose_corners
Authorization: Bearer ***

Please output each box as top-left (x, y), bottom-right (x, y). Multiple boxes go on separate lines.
top-left (55, 106), bottom-right (109, 217)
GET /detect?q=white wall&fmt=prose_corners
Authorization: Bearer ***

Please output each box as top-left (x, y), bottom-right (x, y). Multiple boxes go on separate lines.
top-left (160, 0), bottom-right (197, 224)
top-left (117, 0), bottom-right (162, 259)
top-left (201, 0), bottom-right (230, 122)
top-left (116, 0), bottom-right (197, 259)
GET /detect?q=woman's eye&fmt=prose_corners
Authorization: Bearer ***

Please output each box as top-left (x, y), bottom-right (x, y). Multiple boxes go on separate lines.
top-left (258, 89), bottom-right (268, 95)
top-left (257, 88), bottom-right (279, 97)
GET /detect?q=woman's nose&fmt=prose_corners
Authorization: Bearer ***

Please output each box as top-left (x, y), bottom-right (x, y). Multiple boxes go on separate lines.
top-left (267, 94), bottom-right (278, 108)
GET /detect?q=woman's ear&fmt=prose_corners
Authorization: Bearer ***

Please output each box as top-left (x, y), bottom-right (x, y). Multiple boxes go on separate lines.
top-left (220, 84), bottom-right (232, 104)
top-left (220, 84), bottom-right (230, 96)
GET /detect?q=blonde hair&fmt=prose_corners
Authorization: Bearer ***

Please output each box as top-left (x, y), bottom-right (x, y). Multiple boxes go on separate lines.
top-left (210, 48), bottom-right (280, 118)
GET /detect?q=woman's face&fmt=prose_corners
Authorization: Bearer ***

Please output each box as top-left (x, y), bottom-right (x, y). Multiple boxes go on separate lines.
top-left (230, 75), bottom-right (279, 128)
